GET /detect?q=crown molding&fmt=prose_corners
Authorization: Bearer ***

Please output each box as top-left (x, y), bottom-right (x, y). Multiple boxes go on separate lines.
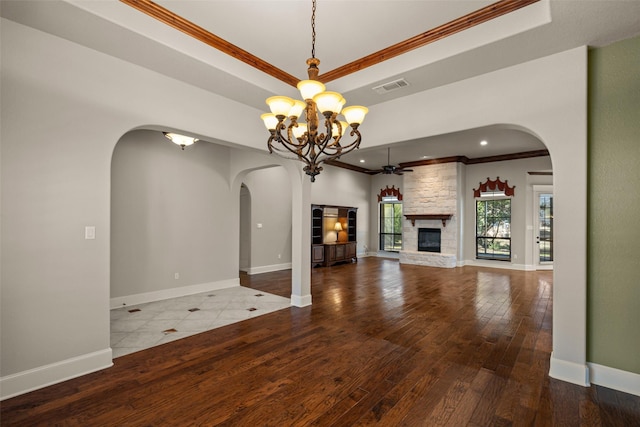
top-left (120, 0), bottom-right (540, 86)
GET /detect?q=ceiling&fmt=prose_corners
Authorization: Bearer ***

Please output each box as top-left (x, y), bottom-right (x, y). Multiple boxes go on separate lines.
top-left (3, 0), bottom-right (640, 171)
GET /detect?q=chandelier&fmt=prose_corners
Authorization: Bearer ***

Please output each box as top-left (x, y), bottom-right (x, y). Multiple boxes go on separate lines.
top-left (260, 0), bottom-right (368, 182)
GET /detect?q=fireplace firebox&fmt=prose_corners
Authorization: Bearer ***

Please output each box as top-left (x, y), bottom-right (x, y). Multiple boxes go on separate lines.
top-left (418, 228), bottom-right (441, 253)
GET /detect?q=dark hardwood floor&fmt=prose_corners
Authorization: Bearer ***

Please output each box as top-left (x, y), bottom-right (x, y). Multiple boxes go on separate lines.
top-left (2, 258), bottom-right (639, 426)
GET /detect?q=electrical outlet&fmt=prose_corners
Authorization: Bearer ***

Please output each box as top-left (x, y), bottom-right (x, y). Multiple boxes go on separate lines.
top-left (174, 273), bottom-right (180, 279)
top-left (278, 254), bottom-right (281, 259)
top-left (85, 226), bottom-right (96, 240)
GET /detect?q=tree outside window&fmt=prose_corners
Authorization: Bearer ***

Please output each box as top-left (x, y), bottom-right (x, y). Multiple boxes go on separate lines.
top-left (476, 198), bottom-right (511, 260)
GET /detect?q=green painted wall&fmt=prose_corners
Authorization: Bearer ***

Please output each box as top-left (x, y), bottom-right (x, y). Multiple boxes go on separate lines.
top-left (588, 35), bottom-right (640, 374)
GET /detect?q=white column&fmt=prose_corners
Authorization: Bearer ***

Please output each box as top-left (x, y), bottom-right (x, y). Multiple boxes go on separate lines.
top-left (290, 171), bottom-right (312, 307)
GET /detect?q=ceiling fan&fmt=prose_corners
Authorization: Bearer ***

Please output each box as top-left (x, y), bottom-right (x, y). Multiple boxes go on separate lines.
top-left (371, 148), bottom-right (414, 175)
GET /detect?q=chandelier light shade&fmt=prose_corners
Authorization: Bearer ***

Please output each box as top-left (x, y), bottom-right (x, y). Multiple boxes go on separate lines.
top-left (163, 132), bottom-right (198, 150)
top-left (261, 0), bottom-right (368, 182)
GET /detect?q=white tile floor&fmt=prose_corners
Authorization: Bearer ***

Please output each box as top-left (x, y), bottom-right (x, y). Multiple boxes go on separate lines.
top-left (110, 286), bottom-right (290, 358)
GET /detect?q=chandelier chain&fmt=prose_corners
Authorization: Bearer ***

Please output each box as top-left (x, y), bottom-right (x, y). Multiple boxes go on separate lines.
top-left (311, 0), bottom-right (316, 59)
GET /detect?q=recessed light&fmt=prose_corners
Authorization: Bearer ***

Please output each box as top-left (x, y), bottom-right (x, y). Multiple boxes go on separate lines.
top-left (359, 159), bottom-right (365, 163)
top-left (480, 140), bottom-right (488, 146)
top-left (422, 155), bottom-right (431, 159)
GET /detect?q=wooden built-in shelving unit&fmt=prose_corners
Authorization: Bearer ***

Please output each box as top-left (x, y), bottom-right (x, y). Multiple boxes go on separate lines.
top-left (312, 205), bottom-right (357, 267)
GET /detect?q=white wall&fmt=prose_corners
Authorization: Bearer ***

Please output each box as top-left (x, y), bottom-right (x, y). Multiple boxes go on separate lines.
top-left (111, 131), bottom-right (236, 304)
top-left (463, 156), bottom-right (553, 269)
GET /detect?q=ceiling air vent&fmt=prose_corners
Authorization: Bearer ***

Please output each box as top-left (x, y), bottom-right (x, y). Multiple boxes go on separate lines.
top-left (372, 78), bottom-right (410, 94)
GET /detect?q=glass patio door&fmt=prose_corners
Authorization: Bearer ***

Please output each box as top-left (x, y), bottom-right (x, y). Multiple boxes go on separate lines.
top-left (534, 186), bottom-right (553, 269)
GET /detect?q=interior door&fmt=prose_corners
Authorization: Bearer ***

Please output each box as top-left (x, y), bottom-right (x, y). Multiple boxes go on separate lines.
top-left (533, 186), bottom-right (553, 270)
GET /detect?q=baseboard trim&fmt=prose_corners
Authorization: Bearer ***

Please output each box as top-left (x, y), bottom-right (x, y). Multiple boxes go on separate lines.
top-left (375, 251), bottom-right (400, 259)
top-left (588, 362), bottom-right (640, 397)
top-left (291, 294), bottom-right (312, 307)
top-left (0, 348), bottom-right (113, 401)
top-left (461, 259), bottom-right (536, 271)
top-left (549, 353), bottom-right (590, 386)
top-left (246, 263), bottom-right (292, 276)
top-left (110, 279), bottom-right (240, 309)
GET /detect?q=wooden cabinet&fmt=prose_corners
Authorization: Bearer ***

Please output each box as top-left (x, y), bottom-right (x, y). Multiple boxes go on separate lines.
top-left (322, 242), bottom-right (356, 267)
top-left (311, 205), bottom-right (357, 267)
top-left (311, 244), bottom-right (325, 264)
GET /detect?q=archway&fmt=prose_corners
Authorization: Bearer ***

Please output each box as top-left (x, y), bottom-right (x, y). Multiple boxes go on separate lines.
top-left (109, 131), bottom-right (292, 357)
top-left (229, 155), bottom-right (312, 307)
top-left (238, 167), bottom-right (292, 276)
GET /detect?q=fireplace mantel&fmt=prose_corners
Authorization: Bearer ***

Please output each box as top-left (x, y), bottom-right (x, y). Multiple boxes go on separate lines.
top-left (404, 214), bottom-right (453, 227)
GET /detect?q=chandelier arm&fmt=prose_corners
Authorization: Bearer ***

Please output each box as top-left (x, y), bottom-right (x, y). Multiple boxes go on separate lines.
top-left (314, 129), bottom-right (362, 165)
top-left (269, 126), bottom-right (317, 170)
top-left (272, 135), bottom-right (309, 160)
top-left (331, 129), bottom-right (361, 152)
top-left (286, 120), bottom-right (303, 148)
top-left (269, 141), bottom-right (313, 166)
top-left (270, 121), bottom-right (308, 155)
top-left (312, 115), bottom-right (336, 155)
top-left (313, 116), bottom-right (354, 160)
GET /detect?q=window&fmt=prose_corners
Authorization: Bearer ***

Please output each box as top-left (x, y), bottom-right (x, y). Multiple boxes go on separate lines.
top-left (380, 202), bottom-right (403, 252)
top-left (476, 198), bottom-right (511, 260)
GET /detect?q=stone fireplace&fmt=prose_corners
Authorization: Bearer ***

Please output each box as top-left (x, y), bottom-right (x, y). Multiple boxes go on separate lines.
top-left (399, 162), bottom-right (459, 268)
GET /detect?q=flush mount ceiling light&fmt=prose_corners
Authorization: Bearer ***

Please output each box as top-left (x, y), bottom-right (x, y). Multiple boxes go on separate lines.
top-left (261, 0), bottom-right (368, 182)
top-left (163, 132), bottom-right (198, 150)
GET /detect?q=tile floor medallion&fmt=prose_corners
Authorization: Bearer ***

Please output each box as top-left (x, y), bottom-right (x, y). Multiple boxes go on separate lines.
top-left (110, 286), bottom-right (290, 358)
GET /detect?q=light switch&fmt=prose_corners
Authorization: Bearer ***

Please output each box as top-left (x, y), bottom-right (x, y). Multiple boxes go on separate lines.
top-left (85, 226), bottom-right (96, 240)
top-left (257, 223), bottom-right (263, 229)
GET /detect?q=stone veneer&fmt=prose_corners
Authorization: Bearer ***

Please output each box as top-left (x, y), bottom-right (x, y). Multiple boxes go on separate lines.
top-left (400, 163), bottom-right (458, 268)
